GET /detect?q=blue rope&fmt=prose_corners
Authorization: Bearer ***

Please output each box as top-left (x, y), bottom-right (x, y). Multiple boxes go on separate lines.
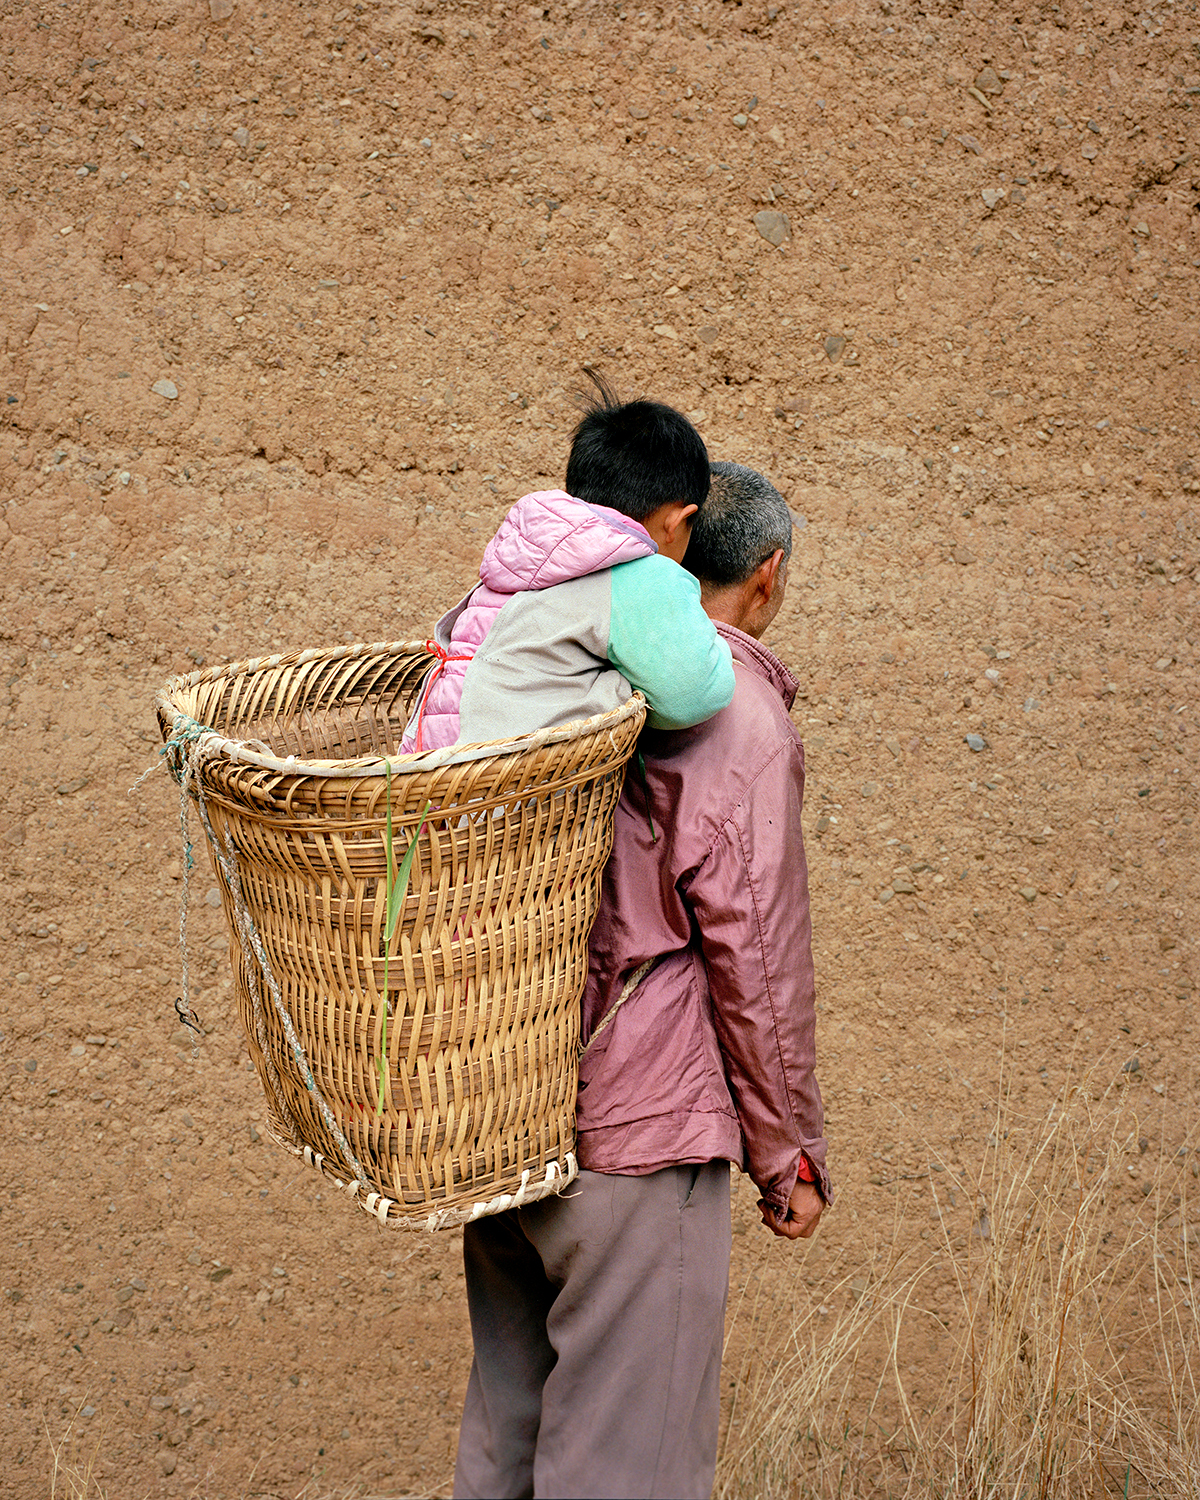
top-left (162, 711), bottom-right (213, 787)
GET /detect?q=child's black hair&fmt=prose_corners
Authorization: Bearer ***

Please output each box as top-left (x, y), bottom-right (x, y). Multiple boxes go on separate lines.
top-left (565, 370), bottom-right (710, 522)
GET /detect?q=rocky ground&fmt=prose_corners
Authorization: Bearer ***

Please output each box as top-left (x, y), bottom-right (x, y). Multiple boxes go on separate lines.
top-left (1, 0), bottom-right (1197, 1495)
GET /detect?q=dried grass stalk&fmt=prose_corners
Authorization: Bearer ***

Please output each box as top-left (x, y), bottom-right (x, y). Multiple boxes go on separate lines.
top-left (718, 1073), bottom-right (1199, 1499)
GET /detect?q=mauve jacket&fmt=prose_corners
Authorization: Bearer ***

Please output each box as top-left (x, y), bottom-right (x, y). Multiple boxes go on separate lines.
top-left (578, 623), bottom-right (830, 1213)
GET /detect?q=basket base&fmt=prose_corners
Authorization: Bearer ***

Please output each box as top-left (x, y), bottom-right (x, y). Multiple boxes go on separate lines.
top-left (271, 1124), bottom-right (580, 1230)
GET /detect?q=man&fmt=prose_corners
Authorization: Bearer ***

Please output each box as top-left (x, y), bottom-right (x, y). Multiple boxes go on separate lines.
top-left (454, 461), bottom-right (829, 1500)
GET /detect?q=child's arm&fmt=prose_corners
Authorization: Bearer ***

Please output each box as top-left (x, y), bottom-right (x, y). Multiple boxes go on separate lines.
top-left (606, 553), bottom-right (735, 730)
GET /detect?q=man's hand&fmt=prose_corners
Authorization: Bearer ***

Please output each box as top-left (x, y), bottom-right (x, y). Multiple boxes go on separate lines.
top-left (758, 1180), bottom-right (824, 1240)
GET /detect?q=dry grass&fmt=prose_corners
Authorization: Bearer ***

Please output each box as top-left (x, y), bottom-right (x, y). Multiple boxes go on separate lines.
top-left (45, 1402), bottom-right (110, 1500)
top-left (718, 1073), bottom-right (1199, 1500)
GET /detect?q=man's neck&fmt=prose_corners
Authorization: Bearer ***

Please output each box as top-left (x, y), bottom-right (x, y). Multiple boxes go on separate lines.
top-left (699, 584), bottom-right (761, 639)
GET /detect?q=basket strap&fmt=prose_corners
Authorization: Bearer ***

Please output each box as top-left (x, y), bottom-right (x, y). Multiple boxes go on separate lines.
top-left (579, 956), bottom-right (660, 1061)
top-left (169, 731), bottom-right (371, 1193)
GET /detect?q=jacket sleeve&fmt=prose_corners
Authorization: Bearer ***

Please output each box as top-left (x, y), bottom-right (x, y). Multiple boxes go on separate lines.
top-left (683, 736), bottom-right (831, 1210)
top-left (606, 554), bottom-right (735, 730)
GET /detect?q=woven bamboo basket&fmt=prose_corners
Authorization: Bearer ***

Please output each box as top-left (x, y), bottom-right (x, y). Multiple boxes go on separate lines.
top-left (155, 639), bottom-right (645, 1229)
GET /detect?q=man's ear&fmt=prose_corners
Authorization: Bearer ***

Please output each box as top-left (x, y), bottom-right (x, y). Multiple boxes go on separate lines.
top-left (754, 548), bottom-right (785, 607)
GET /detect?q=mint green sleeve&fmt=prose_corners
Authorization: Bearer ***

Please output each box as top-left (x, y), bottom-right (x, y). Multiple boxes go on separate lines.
top-left (607, 554), bottom-right (736, 730)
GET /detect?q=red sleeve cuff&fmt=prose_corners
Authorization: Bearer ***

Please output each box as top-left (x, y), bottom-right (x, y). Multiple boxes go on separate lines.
top-left (796, 1154), bottom-right (817, 1183)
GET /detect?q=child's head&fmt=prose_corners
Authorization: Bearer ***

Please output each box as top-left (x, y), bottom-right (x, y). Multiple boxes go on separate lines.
top-left (566, 372), bottom-right (710, 542)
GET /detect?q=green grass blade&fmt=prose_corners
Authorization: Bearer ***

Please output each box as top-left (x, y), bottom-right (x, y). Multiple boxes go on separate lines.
top-left (385, 764), bottom-right (395, 886)
top-left (388, 799), bottom-right (431, 939)
top-left (378, 789), bottom-right (432, 1114)
top-left (379, 766), bottom-right (394, 1114)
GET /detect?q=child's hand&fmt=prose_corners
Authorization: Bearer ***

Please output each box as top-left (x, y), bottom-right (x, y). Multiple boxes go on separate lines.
top-left (758, 1181), bottom-right (824, 1240)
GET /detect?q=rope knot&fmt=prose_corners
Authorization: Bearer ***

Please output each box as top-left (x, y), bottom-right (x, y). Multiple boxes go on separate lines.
top-left (158, 711), bottom-right (215, 785)
top-left (412, 639), bottom-right (474, 750)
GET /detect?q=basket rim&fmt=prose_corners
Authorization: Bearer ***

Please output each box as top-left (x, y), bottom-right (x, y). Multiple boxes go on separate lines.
top-left (157, 637), bottom-right (646, 778)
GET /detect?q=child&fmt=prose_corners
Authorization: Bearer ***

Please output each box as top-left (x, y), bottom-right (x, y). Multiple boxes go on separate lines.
top-left (399, 377), bottom-right (735, 752)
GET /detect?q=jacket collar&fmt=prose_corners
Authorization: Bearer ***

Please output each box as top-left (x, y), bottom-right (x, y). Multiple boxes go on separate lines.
top-left (715, 622), bottom-right (799, 711)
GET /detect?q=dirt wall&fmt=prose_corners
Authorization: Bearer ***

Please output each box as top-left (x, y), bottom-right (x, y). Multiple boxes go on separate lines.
top-left (1, 0), bottom-right (1197, 1495)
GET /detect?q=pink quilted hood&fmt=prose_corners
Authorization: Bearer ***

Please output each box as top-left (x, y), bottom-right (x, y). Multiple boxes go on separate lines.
top-left (480, 489), bottom-right (656, 592)
top-left (399, 491), bottom-right (656, 752)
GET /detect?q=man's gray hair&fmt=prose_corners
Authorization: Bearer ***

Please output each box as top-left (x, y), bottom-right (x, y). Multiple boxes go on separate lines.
top-left (683, 461), bottom-right (793, 587)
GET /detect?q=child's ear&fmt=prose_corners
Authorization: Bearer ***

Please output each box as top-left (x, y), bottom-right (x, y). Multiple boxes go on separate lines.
top-left (671, 502), bottom-right (699, 539)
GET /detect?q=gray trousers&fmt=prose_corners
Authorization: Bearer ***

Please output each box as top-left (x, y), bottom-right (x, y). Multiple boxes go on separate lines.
top-left (453, 1163), bottom-right (732, 1500)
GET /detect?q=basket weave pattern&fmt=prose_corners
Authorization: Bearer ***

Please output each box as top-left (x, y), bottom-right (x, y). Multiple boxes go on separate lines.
top-left (157, 641), bottom-right (644, 1228)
